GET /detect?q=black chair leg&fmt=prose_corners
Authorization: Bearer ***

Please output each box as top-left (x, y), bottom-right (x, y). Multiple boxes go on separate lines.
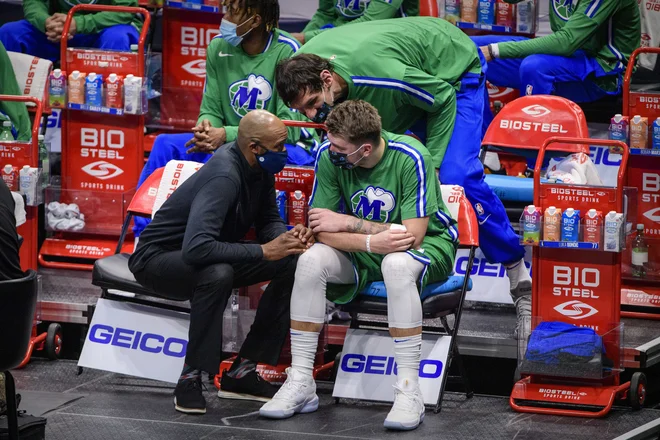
top-left (5, 371), bottom-right (19, 440)
top-left (452, 345), bottom-right (473, 399)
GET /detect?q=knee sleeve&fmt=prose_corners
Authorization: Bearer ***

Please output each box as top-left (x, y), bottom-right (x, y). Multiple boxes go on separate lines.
top-left (290, 243), bottom-right (354, 325)
top-left (381, 253), bottom-right (425, 329)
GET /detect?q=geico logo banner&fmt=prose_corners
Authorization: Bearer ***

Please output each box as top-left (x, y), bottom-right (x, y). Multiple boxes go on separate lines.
top-left (89, 324), bottom-right (187, 358)
top-left (340, 354), bottom-right (443, 379)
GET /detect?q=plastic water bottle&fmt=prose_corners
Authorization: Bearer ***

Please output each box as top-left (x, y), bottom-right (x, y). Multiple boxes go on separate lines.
top-left (0, 121), bottom-right (13, 141)
top-left (632, 224), bottom-right (649, 278)
top-left (38, 134), bottom-right (49, 187)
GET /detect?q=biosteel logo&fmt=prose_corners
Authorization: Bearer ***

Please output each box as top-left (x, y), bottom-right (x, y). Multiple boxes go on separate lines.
top-left (521, 104), bottom-right (551, 118)
top-left (180, 26), bottom-right (220, 78)
top-left (554, 300), bottom-right (599, 320)
top-left (82, 161), bottom-right (124, 180)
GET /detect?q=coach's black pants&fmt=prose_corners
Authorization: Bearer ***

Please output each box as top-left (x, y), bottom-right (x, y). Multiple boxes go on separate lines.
top-left (132, 250), bottom-right (296, 374)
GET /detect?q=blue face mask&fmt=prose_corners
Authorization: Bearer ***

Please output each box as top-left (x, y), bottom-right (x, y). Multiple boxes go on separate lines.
top-left (220, 16), bottom-right (254, 47)
top-left (312, 88), bottom-right (334, 123)
top-left (255, 147), bottom-right (288, 174)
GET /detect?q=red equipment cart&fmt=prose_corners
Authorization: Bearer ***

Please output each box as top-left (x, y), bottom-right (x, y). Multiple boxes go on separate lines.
top-left (510, 137), bottom-right (646, 417)
top-left (39, 5), bottom-right (151, 270)
top-left (0, 95), bottom-right (63, 367)
top-left (621, 47), bottom-right (660, 319)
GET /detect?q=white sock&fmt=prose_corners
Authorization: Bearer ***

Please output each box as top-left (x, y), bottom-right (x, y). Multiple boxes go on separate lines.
top-left (290, 329), bottom-right (319, 377)
top-left (393, 333), bottom-right (422, 387)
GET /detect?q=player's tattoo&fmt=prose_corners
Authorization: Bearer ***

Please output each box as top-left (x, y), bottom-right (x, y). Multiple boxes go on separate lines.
top-left (348, 218), bottom-right (389, 234)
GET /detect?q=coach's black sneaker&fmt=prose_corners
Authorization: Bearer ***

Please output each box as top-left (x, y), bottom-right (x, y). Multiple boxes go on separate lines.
top-left (218, 369), bottom-right (279, 402)
top-left (174, 376), bottom-right (206, 415)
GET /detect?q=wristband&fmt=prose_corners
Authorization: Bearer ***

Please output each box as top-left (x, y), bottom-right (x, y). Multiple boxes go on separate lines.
top-left (488, 43), bottom-right (500, 59)
top-left (366, 234), bottom-right (372, 253)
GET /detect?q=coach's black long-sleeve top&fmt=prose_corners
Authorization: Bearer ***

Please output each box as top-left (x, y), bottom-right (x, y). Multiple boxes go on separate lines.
top-left (129, 142), bottom-right (286, 272)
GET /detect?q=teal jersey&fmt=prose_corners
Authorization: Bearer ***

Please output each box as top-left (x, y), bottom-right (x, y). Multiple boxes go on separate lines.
top-left (0, 42), bottom-right (30, 141)
top-left (499, 0), bottom-right (640, 91)
top-left (298, 17), bottom-right (482, 168)
top-left (303, 0), bottom-right (419, 42)
top-left (309, 131), bottom-right (457, 304)
top-left (200, 30), bottom-right (318, 150)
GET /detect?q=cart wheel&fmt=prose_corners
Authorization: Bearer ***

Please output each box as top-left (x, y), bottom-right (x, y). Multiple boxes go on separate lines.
top-left (330, 352), bottom-right (342, 382)
top-left (46, 323), bottom-right (63, 360)
top-left (629, 372), bottom-right (647, 410)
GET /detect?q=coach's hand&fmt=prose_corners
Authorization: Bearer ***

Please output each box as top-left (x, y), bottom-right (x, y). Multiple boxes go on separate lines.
top-left (369, 229), bottom-right (415, 255)
top-left (261, 231), bottom-right (308, 261)
top-left (289, 223), bottom-right (315, 248)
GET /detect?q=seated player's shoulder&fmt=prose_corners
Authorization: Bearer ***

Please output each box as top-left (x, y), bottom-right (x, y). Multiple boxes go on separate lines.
top-left (386, 132), bottom-right (433, 167)
top-left (273, 29), bottom-right (302, 56)
top-left (207, 34), bottom-right (238, 55)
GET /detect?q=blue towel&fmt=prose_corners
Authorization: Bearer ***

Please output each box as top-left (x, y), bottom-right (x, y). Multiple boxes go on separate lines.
top-left (525, 321), bottom-right (603, 365)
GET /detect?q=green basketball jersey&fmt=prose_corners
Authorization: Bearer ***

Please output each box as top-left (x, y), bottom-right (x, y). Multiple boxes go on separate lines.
top-left (309, 130), bottom-right (457, 304)
top-left (199, 30), bottom-right (317, 149)
top-left (302, 0), bottom-right (419, 42)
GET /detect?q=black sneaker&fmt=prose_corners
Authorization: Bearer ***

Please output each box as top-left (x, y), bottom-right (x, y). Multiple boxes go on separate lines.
top-left (218, 370), bottom-right (279, 402)
top-left (174, 376), bottom-right (206, 414)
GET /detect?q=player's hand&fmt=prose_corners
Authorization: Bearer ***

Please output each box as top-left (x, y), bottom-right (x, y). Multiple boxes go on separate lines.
top-left (369, 229), bottom-right (415, 255)
top-left (308, 208), bottom-right (349, 234)
top-left (45, 13), bottom-right (71, 42)
top-left (186, 126), bottom-right (226, 154)
top-left (289, 223), bottom-right (315, 248)
top-left (291, 33), bottom-right (305, 44)
top-left (261, 231), bottom-right (308, 261)
top-left (480, 46), bottom-right (492, 62)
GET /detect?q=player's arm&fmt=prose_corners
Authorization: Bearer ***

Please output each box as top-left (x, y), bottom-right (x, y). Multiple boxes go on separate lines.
top-left (399, 144), bottom-right (438, 249)
top-left (74, 0), bottom-right (139, 34)
top-left (495, 0), bottom-right (620, 59)
top-left (400, 67), bottom-right (457, 169)
top-left (255, 183), bottom-right (288, 244)
top-left (196, 41), bottom-right (231, 139)
top-left (0, 43), bottom-right (31, 141)
top-left (22, 0), bottom-right (50, 33)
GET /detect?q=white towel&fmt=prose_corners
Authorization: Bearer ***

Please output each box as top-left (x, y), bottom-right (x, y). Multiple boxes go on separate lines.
top-left (547, 153), bottom-right (603, 186)
top-left (11, 191), bottom-right (26, 227)
top-left (152, 160), bottom-right (203, 219)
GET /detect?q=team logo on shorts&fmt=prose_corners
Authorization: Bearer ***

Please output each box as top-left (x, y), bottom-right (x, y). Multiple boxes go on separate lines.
top-left (336, 0), bottom-right (370, 19)
top-left (552, 0), bottom-right (576, 21)
top-left (351, 186), bottom-right (396, 222)
top-left (228, 74), bottom-right (272, 118)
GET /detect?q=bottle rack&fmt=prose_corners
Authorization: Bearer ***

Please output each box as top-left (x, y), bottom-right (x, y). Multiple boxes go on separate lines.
top-left (38, 5), bottom-right (151, 270)
top-left (442, 0), bottom-right (539, 36)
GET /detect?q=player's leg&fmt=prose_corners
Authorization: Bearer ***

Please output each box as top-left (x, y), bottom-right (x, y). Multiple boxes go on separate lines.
top-left (380, 252), bottom-right (426, 431)
top-left (0, 20), bottom-right (60, 62)
top-left (133, 133), bottom-right (212, 236)
top-left (470, 35), bottom-right (528, 134)
top-left (519, 51), bottom-right (617, 101)
top-left (260, 243), bottom-right (355, 419)
top-left (439, 70), bottom-right (530, 334)
top-left (95, 24), bottom-right (140, 52)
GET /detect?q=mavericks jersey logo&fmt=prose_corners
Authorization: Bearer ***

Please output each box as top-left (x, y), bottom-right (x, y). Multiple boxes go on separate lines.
top-left (351, 186), bottom-right (396, 222)
top-left (336, 0), bottom-right (370, 19)
top-left (229, 74), bottom-right (273, 117)
top-left (553, 0), bottom-right (575, 21)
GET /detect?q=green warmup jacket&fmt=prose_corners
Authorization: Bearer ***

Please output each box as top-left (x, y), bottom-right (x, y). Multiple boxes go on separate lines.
top-left (0, 42), bottom-right (31, 141)
top-left (200, 29), bottom-right (319, 150)
top-left (303, 0), bottom-right (419, 42)
top-left (498, 0), bottom-right (640, 92)
top-left (23, 0), bottom-right (142, 35)
top-left (297, 17), bottom-right (482, 168)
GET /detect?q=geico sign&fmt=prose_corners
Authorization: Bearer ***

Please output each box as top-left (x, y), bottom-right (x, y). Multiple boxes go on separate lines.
top-left (340, 354), bottom-right (443, 379)
top-left (552, 266), bottom-right (600, 298)
top-left (499, 119), bottom-right (569, 133)
top-left (89, 324), bottom-right (187, 358)
top-left (180, 26), bottom-right (220, 56)
top-left (80, 128), bottom-right (125, 159)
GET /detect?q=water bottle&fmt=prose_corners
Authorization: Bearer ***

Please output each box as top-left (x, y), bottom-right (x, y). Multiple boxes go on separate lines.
top-left (632, 224), bottom-right (649, 278)
top-left (0, 121), bottom-right (13, 141)
top-left (38, 134), bottom-right (50, 187)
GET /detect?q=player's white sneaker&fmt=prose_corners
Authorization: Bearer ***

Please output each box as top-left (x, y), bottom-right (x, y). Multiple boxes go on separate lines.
top-left (506, 258), bottom-right (532, 339)
top-left (259, 367), bottom-right (318, 419)
top-left (383, 379), bottom-right (425, 431)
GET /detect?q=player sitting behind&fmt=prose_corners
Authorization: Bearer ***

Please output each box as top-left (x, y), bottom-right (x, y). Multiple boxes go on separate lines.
top-left (259, 100), bottom-right (458, 431)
